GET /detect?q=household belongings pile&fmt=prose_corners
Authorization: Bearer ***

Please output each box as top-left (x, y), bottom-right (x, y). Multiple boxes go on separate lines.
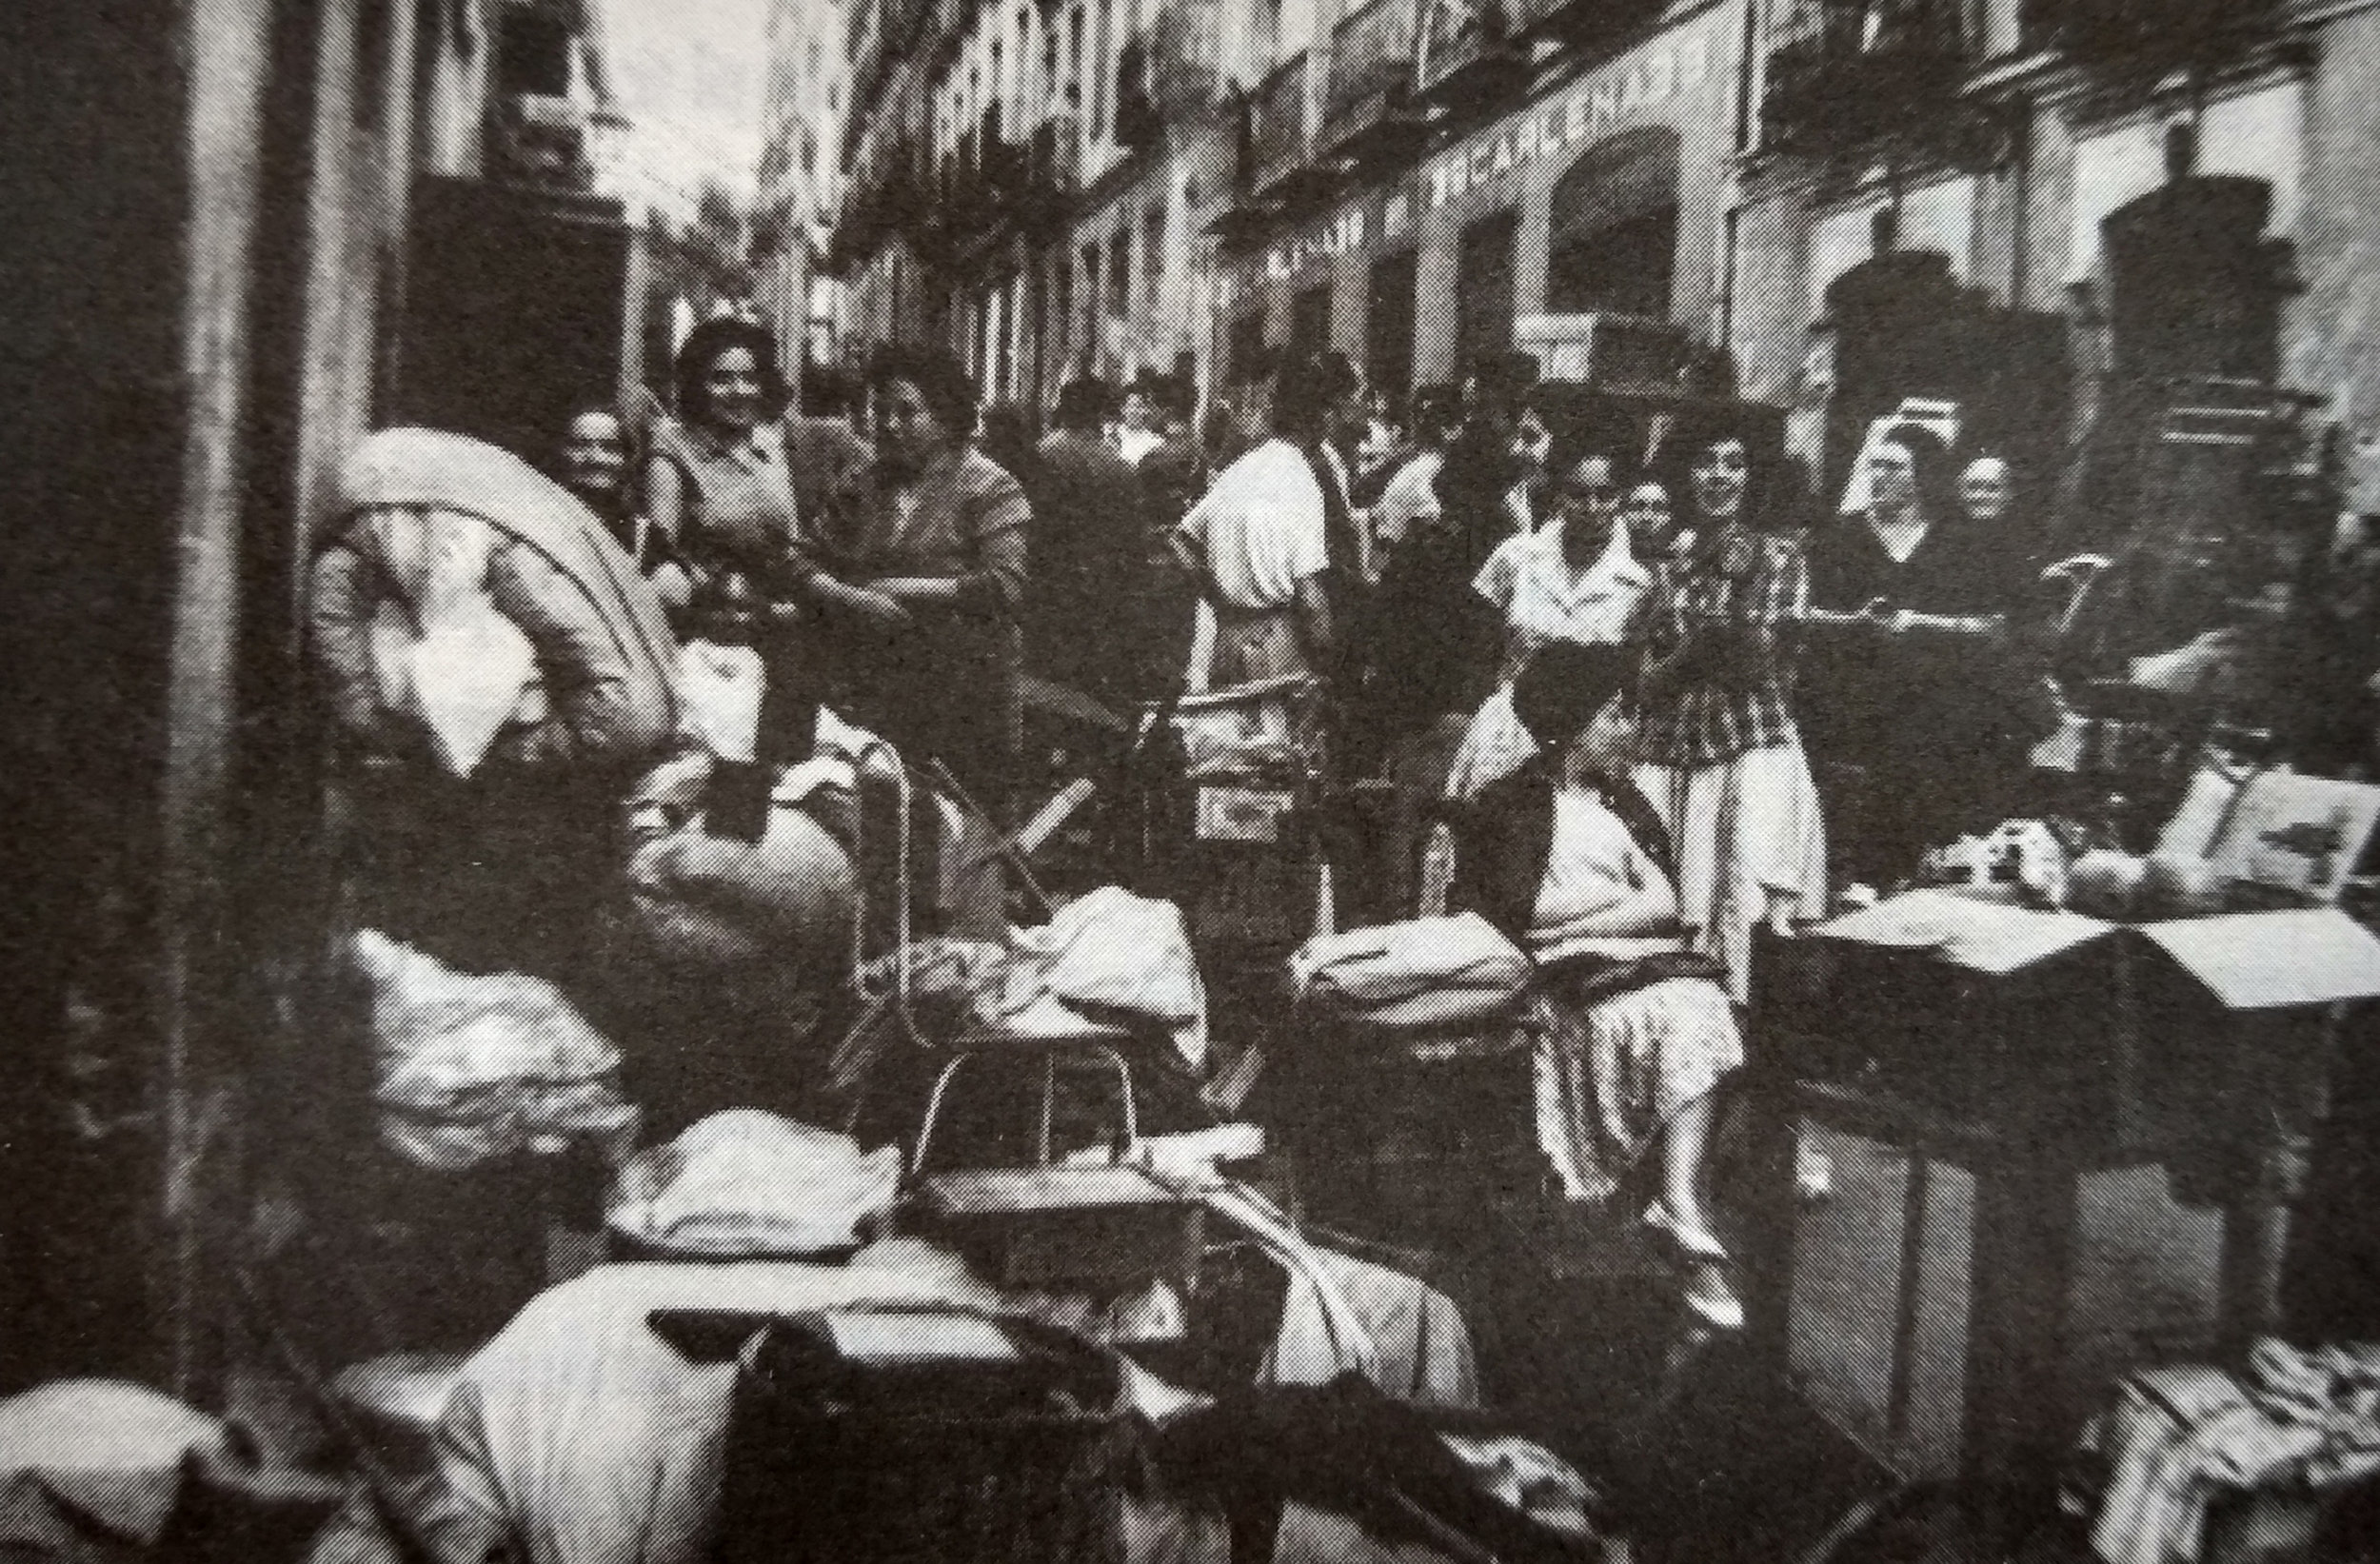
top-left (313, 427), bottom-right (679, 781)
top-left (606, 1111), bottom-right (901, 1257)
top-left (619, 737), bottom-right (864, 976)
top-left (0, 1381), bottom-right (244, 1563)
top-left (862, 886), bottom-right (1210, 1073)
top-left (2065, 1339), bottom-right (2380, 1564)
top-left (355, 929), bottom-right (634, 1171)
top-left (307, 1223), bottom-right (1529, 1564)
top-left (1289, 913), bottom-right (1533, 1033)
top-left (1914, 767), bottom-right (2380, 921)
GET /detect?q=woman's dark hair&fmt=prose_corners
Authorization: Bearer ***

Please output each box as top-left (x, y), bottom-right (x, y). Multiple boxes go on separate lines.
top-left (563, 401), bottom-right (641, 460)
top-left (1410, 384), bottom-right (1464, 443)
top-left (979, 401), bottom-right (1037, 478)
top-left (866, 342), bottom-right (982, 438)
top-left (1269, 352), bottom-right (1357, 442)
top-left (1656, 406), bottom-right (1783, 527)
top-left (672, 317), bottom-right (791, 426)
top-left (1512, 640), bottom-right (1631, 748)
top-left (1054, 375), bottom-right (1113, 431)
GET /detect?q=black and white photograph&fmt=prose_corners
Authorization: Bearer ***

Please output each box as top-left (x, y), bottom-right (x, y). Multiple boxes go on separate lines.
top-left (10, 1), bottom-right (2380, 1560)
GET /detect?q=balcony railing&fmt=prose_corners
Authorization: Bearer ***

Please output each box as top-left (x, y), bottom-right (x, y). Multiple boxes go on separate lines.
top-left (1327, 0), bottom-right (1416, 124)
top-left (1248, 51), bottom-right (1309, 190)
top-left (1760, 0), bottom-right (1981, 165)
top-left (1417, 0), bottom-right (1528, 109)
top-left (1146, 0), bottom-right (1224, 117)
top-left (2020, 0), bottom-right (2289, 88)
top-left (1324, 0), bottom-right (1428, 167)
top-left (488, 92), bottom-right (593, 189)
top-left (1508, 0), bottom-right (1664, 49)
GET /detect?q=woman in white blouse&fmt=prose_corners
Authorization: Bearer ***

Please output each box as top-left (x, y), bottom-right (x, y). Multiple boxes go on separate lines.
top-left (1445, 453), bottom-right (1655, 801)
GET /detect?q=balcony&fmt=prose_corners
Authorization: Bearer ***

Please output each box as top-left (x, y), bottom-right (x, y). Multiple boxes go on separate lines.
top-left (1508, 0), bottom-right (1666, 52)
top-left (1248, 50), bottom-right (1339, 210)
top-left (1115, 0), bottom-right (1229, 155)
top-left (2020, 0), bottom-right (2289, 90)
top-left (1417, 0), bottom-right (1530, 113)
top-left (1147, 0), bottom-right (1225, 117)
top-left (1321, 0), bottom-right (1427, 169)
top-left (1760, 0), bottom-right (1988, 168)
top-left (823, 139), bottom-right (927, 275)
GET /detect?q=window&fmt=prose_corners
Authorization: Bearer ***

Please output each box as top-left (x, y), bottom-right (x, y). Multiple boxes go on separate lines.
top-left (1094, 0), bottom-right (1114, 141)
top-left (1081, 240), bottom-right (1103, 353)
top-left (1548, 129), bottom-right (1681, 318)
top-left (1142, 205), bottom-right (1166, 313)
top-left (1109, 228), bottom-right (1132, 316)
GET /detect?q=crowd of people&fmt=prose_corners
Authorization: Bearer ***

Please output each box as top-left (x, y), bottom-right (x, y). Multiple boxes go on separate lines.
top-left (313, 310), bottom-right (2366, 1337)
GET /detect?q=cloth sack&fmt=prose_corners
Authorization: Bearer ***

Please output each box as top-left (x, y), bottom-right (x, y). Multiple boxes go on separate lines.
top-left (1444, 685), bottom-right (1539, 805)
top-left (1290, 914), bottom-right (1532, 1031)
top-left (354, 929), bottom-right (634, 1171)
top-left (677, 640), bottom-right (767, 762)
top-left (606, 1110), bottom-right (901, 1257)
top-left (0, 1380), bottom-right (234, 1554)
top-left (620, 747), bottom-right (860, 973)
top-left (995, 887), bottom-right (1209, 1072)
top-left (862, 889), bottom-right (1211, 1074)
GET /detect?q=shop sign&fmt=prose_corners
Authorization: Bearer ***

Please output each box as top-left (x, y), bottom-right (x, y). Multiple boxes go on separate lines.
top-left (1423, 25), bottom-right (1716, 210)
top-left (1265, 204), bottom-right (1373, 279)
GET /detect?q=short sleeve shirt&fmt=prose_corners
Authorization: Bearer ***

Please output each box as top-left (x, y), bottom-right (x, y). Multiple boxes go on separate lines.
top-left (1631, 525), bottom-right (1809, 768)
top-left (1172, 438), bottom-right (1330, 611)
top-left (1473, 524), bottom-right (1651, 681)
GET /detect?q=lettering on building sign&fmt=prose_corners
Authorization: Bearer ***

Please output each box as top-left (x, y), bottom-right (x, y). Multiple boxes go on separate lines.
top-left (1426, 30), bottom-right (1713, 210)
top-left (1266, 205), bottom-right (1370, 279)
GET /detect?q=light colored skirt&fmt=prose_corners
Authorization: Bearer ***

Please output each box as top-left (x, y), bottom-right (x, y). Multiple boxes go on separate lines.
top-left (1533, 975), bottom-right (1744, 1205)
top-left (1635, 736), bottom-right (1829, 1004)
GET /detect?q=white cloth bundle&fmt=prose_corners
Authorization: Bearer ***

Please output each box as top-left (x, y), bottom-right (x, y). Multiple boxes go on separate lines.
top-left (367, 508), bottom-right (545, 779)
top-left (1290, 913), bottom-right (1532, 1031)
top-left (606, 1110), bottom-right (902, 1257)
top-left (353, 929), bottom-right (633, 1170)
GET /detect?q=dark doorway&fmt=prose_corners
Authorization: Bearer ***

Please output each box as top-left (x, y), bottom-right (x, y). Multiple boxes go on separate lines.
top-left (394, 177), bottom-right (630, 465)
top-left (1290, 281), bottom-right (1333, 362)
top-left (1366, 249), bottom-right (1418, 397)
top-left (1458, 209), bottom-right (1517, 370)
top-left (1547, 128), bottom-right (1681, 319)
top-left (1229, 310), bottom-right (1269, 387)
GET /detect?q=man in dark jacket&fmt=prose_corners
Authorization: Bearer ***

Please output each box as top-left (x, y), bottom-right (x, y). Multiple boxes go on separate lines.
top-left (1030, 376), bottom-right (1150, 714)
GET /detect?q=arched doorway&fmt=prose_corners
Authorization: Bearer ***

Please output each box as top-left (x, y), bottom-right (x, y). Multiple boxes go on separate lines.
top-left (1547, 127), bottom-right (1680, 319)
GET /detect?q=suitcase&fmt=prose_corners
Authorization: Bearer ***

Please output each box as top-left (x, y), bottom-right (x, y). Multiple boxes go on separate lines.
top-left (711, 1308), bottom-right (1129, 1564)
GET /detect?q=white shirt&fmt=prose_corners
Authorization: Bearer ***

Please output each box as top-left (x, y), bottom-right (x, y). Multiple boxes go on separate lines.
top-left (1373, 449), bottom-right (1445, 555)
top-left (1116, 426), bottom-right (1165, 466)
top-left (1173, 438), bottom-right (1330, 611)
top-left (1473, 522), bottom-right (1651, 680)
top-left (1531, 783), bottom-right (1679, 945)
